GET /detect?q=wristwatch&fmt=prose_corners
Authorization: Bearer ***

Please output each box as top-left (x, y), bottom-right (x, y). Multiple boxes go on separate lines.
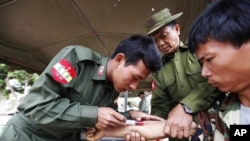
top-left (181, 103), bottom-right (194, 114)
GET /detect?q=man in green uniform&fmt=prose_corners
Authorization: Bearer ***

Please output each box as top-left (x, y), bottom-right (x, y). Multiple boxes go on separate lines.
top-left (188, 0), bottom-right (250, 140)
top-left (143, 8), bottom-right (220, 140)
top-left (0, 35), bottom-right (163, 141)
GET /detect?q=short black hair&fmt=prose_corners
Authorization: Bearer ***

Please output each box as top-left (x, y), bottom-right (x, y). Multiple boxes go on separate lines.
top-left (188, 0), bottom-right (250, 53)
top-left (138, 91), bottom-right (144, 96)
top-left (111, 35), bottom-right (162, 72)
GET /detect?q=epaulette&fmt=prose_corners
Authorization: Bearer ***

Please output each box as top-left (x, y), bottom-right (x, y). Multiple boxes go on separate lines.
top-left (67, 45), bottom-right (102, 64)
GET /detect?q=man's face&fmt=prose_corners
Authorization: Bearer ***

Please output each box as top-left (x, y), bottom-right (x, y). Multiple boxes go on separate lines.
top-left (196, 39), bottom-right (250, 93)
top-left (112, 55), bottom-right (150, 92)
top-left (151, 24), bottom-right (180, 55)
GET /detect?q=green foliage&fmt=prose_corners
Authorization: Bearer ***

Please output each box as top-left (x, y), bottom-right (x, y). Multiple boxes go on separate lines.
top-left (0, 63), bottom-right (39, 98)
top-left (0, 79), bottom-right (6, 90)
top-left (0, 64), bottom-right (8, 80)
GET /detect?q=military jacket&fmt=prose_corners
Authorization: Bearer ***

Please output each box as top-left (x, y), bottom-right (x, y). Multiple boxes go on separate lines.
top-left (4, 46), bottom-right (119, 140)
top-left (216, 94), bottom-right (240, 141)
top-left (151, 42), bottom-right (219, 118)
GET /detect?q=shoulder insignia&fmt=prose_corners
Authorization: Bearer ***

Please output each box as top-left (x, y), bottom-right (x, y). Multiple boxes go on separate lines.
top-left (52, 59), bottom-right (76, 84)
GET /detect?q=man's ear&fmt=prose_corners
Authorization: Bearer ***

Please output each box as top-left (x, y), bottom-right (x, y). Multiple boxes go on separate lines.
top-left (114, 53), bottom-right (125, 67)
top-left (174, 24), bottom-right (181, 35)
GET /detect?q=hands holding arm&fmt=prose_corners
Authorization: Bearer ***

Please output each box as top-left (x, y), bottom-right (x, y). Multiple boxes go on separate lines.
top-left (96, 107), bottom-right (127, 129)
top-left (96, 108), bottom-right (164, 129)
top-left (86, 109), bottom-right (197, 141)
top-left (129, 109), bottom-right (164, 122)
top-left (163, 104), bottom-right (193, 139)
top-left (86, 119), bottom-right (197, 141)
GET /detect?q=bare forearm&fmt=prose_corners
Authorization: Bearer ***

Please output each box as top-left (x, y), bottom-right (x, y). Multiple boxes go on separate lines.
top-left (91, 121), bottom-right (166, 140)
top-left (89, 120), bottom-right (197, 140)
top-left (109, 120), bottom-right (165, 138)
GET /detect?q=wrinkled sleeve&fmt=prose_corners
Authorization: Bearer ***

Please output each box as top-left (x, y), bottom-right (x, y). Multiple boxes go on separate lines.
top-left (180, 51), bottom-right (221, 113)
top-left (150, 78), bottom-right (172, 119)
top-left (180, 79), bottom-right (220, 113)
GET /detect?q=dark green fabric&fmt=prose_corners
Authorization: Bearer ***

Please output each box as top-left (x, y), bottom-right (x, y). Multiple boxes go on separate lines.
top-left (151, 42), bottom-right (219, 119)
top-left (0, 46), bottom-right (119, 141)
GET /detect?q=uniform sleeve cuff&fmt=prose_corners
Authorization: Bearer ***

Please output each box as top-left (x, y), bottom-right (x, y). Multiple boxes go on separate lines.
top-left (81, 106), bottom-right (98, 127)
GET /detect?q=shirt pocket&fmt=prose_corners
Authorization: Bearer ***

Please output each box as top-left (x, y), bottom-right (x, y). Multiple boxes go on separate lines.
top-left (185, 60), bottom-right (203, 83)
top-left (156, 70), bottom-right (176, 89)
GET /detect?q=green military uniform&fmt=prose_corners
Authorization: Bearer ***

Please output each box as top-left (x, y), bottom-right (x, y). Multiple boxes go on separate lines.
top-left (0, 46), bottom-right (120, 141)
top-left (151, 42), bottom-right (219, 140)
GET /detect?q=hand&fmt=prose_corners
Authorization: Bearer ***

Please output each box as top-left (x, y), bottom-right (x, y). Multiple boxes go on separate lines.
top-left (127, 110), bottom-right (164, 140)
top-left (125, 132), bottom-right (146, 141)
top-left (164, 104), bottom-right (193, 139)
top-left (97, 107), bottom-right (126, 129)
top-left (129, 110), bottom-right (165, 121)
top-left (85, 127), bottom-right (100, 141)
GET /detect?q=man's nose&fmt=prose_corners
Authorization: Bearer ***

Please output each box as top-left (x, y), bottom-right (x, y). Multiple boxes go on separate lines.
top-left (157, 39), bottom-right (165, 46)
top-left (201, 65), bottom-right (212, 78)
top-left (129, 81), bottom-right (139, 90)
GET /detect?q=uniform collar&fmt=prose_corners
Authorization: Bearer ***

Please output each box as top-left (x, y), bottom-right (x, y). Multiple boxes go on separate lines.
top-left (179, 41), bottom-right (187, 49)
top-left (92, 57), bottom-right (109, 81)
top-left (162, 41), bottom-right (187, 62)
top-left (92, 57), bottom-right (115, 90)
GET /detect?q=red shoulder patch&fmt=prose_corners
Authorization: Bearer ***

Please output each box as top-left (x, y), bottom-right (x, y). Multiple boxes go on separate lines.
top-left (52, 59), bottom-right (77, 84)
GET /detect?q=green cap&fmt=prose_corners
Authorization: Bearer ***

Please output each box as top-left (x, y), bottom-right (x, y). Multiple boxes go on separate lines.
top-left (144, 8), bottom-right (183, 35)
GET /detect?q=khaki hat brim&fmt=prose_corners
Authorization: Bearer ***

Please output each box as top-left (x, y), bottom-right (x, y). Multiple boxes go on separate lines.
top-left (147, 12), bottom-right (183, 35)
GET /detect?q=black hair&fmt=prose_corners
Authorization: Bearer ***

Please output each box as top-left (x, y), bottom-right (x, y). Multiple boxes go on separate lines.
top-left (188, 0), bottom-right (250, 53)
top-left (110, 35), bottom-right (162, 72)
top-left (138, 91), bottom-right (145, 96)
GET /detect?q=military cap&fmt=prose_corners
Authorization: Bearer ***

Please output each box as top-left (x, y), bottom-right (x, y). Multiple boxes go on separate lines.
top-left (144, 8), bottom-right (183, 35)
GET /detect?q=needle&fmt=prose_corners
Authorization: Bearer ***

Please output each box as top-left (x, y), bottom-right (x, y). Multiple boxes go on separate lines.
top-left (126, 120), bottom-right (144, 126)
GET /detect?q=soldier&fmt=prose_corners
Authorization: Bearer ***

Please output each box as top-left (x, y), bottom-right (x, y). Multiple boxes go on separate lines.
top-left (189, 0), bottom-right (250, 140)
top-left (144, 8), bottom-right (220, 140)
top-left (0, 35), bottom-right (163, 141)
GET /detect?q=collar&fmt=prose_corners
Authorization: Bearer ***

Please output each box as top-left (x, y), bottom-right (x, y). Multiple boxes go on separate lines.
top-left (219, 93), bottom-right (241, 126)
top-left (219, 93), bottom-right (240, 111)
top-left (179, 41), bottom-right (188, 50)
top-left (162, 41), bottom-right (187, 62)
top-left (92, 57), bottom-right (115, 89)
top-left (92, 57), bottom-right (109, 81)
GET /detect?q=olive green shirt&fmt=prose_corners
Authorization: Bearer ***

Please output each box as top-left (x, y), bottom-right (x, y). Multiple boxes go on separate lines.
top-left (2, 46), bottom-right (119, 141)
top-left (151, 42), bottom-right (219, 118)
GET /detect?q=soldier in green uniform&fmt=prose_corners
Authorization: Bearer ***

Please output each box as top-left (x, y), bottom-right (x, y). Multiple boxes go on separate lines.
top-left (143, 8), bottom-right (220, 140)
top-left (0, 35), bottom-right (163, 141)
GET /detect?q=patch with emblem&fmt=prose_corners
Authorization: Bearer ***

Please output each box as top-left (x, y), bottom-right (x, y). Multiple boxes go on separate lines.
top-left (52, 59), bottom-right (76, 84)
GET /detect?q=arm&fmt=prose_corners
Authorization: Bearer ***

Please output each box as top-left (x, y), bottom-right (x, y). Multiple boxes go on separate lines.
top-left (150, 79), bottom-right (172, 118)
top-left (19, 47), bottom-right (96, 122)
top-left (17, 46), bottom-right (102, 136)
top-left (164, 51), bottom-right (220, 138)
top-left (180, 82), bottom-right (220, 112)
top-left (87, 120), bottom-right (197, 141)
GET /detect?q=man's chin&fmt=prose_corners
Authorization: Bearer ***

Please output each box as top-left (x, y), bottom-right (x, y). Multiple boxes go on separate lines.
top-left (218, 86), bottom-right (231, 93)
